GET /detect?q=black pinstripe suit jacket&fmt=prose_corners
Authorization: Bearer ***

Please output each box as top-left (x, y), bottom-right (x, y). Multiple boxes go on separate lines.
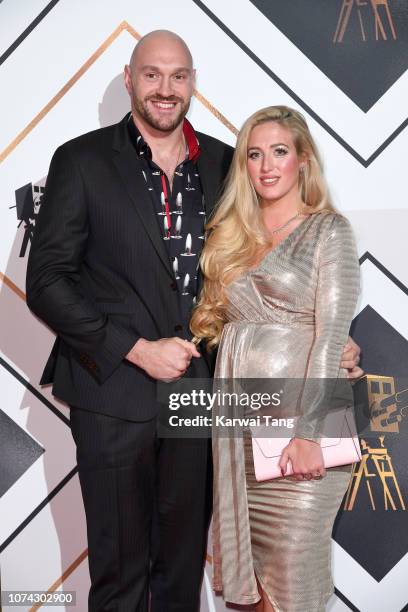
top-left (26, 114), bottom-right (234, 421)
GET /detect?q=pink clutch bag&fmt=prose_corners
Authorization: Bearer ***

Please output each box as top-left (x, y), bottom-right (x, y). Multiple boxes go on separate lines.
top-left (251, 408), bottom-right (361, 481)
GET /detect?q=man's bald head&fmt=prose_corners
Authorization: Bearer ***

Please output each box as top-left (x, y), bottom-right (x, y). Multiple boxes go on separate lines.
top-left (124, 29), bottom-right (195, 133)
top-left (129, 30), bottom-right (193, 74)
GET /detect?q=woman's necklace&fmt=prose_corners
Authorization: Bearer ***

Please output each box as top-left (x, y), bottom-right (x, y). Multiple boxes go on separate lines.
top-left (270, 212), bottom-right (301, 235)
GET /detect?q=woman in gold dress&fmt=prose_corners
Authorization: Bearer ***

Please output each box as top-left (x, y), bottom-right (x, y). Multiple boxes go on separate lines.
top-left (190, 106), bottom-right (360, 611)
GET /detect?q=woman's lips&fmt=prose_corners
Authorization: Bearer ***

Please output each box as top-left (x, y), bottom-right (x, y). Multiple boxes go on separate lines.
top-left (260, 176), bottom-right (280, 185)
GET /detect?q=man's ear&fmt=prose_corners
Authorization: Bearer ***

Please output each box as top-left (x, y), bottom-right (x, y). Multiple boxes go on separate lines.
top-left (124, 65), bottom-right (132, 96)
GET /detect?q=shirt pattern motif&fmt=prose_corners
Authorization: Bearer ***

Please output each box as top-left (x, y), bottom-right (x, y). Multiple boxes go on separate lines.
top-left (127, 116), bottom-right (205, 331)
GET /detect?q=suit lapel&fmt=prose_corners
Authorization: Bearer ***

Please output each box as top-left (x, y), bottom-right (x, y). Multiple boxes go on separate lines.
top-left (196, 139), bottom-right (225, 295)
top-left (196, 144), bottom-right (220, 220)
top-left (112, 117), bottom-right (173, 278)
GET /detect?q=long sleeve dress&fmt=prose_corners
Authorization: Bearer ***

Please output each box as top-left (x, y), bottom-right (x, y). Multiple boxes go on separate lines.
top-left (211, 211), bottom-right (360, 612)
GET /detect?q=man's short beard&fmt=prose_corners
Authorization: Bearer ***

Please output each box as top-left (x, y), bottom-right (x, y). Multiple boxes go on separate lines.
top-left (133, 94), bottom-right (191, 132)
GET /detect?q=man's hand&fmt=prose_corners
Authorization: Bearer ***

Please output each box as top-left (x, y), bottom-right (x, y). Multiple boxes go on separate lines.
top-left (126, 337), bottom-right (200, 381)
top-left (279, 437), bottom-right (326, 481)
top-left (341, 336), bottom-right (364, 380)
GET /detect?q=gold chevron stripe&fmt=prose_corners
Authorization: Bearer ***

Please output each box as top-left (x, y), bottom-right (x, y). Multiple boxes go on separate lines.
top-left (0, 22), bottom-right (133, 163)
top-left (194, 90), bottom-right (238, 135)
top-left (29, 548), bottom-right (89, 612)
top-left (123, 21), bottom-right (141, 40)
top-left (0, 21), bottom-right (237, 164)
top-left (0, 271), bottom-right (26, 301)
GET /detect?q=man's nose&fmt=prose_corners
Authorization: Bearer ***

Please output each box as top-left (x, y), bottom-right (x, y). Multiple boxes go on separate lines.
top-left (157, 76), bottom-right (173, 97)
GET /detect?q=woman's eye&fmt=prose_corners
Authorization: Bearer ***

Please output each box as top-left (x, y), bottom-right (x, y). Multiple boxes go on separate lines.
top-left (248, 151), bottom-right (260, 160)
top-left (275, 147), bottom-right (288, 156)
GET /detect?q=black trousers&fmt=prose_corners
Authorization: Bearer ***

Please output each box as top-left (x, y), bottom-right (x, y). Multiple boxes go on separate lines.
top-left (70, 407), bottom-right (212, 612)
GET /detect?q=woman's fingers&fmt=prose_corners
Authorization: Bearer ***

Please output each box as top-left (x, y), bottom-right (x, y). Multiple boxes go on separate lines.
top-left (347, 365), bottom-right (364, 380)
top-left (290, 461), bottom-right (326, 481)
top-left (280, 439), bottom-right (327, 480)
top-left (299, 466), bottom-right (327, 480)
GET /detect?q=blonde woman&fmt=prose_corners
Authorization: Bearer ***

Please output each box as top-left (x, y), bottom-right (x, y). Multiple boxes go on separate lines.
top-left (190, 106), bottom-right (360, 611)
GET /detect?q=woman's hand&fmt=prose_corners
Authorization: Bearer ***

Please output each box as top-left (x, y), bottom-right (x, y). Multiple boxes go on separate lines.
top-left (341, 336), bottom-right (364, 380)
top-left (278, 437), bottom-right (326, 481)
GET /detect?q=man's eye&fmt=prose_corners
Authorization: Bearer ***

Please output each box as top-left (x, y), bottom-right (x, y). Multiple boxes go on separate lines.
top-left (146, 73), bottom-right (157, 79)
top-left (174, 74), bottom-right (186, 81)
top-left (275, 147), bottom-right (288, 156)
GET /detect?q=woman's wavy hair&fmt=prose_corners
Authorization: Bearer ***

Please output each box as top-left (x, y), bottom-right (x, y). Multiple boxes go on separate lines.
top-left (190, 105), bottom-right (335, 348)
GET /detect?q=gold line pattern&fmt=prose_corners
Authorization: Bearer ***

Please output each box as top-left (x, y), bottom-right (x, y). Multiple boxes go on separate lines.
top-left (0, 271), bottom-right (26, 301)
top-left (0, 21), bottom-right (237, 164)
top-left (194, 90), bottom-right (238, 136)
top-left (29, 548), bottom-right (89, 612)
top-left (124, 21), bottom-right (142, 40)
top-left (0, 22), bottom-right (132, 163)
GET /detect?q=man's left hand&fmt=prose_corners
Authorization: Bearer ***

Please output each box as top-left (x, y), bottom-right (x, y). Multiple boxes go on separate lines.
top-left (341, 336), bottom-right (363, 380)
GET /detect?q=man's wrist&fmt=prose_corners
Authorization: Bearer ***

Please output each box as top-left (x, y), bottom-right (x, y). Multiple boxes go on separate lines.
top-left (126, 338), bottom-right (149, 367)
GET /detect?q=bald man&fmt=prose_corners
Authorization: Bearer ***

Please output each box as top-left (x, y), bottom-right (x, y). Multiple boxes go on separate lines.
top-left (27, 30), bottom-right (234, 612)
top-left (27, 29), bottom-right (361, 612)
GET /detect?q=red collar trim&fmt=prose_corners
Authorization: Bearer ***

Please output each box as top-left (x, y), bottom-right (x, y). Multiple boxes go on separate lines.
top-left (183, 118), bottom-right (201, 162)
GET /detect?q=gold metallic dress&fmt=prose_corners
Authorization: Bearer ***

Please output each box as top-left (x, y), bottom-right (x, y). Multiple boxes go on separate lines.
top-left (212, 212), bottom-right (360, 611)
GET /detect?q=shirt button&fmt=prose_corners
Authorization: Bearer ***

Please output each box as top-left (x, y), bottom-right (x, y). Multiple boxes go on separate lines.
top-left (174, 324), bottom-right (183, 332)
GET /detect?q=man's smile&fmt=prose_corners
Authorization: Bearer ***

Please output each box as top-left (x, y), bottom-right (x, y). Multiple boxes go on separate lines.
top-left (149, 99), bottom-right (179, 111)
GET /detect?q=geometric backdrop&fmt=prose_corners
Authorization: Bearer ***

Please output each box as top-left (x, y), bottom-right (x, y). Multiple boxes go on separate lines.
top-left (1, 1), bottom-right (408, 610)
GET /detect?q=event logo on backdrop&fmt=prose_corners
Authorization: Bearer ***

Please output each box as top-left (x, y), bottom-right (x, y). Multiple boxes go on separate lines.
top-left (344, 373), bottom-right (406, 512)
top-left (10, 180), bottom-right (45, 257)
top-left (333, 300), bottom-right (408, 583)
top-left (250, 0), bottom-right (406, 111)
top-left (333, 0), bottom-right (397, 43)
top-left (344, 374), bottom-right (408, 510)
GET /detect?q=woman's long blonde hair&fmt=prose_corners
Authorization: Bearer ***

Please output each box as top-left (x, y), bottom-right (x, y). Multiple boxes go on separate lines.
top-left (190, 105), bottom-right (335, 348)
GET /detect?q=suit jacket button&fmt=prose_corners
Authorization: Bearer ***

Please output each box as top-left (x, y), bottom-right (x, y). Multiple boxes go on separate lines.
top-left (170, 281), bottom-right (177, 290)
top-left (174, 324), bottom-right (183, 332)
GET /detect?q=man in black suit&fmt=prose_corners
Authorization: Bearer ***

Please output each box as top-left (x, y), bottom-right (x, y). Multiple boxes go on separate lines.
top-left (26, 29), bottom-right (361, 612)
top-left (27, 30), bottom-right (232, 612)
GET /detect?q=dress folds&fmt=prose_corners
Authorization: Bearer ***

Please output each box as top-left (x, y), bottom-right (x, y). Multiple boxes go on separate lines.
top-left (212, 212), bottom-right (360, 611)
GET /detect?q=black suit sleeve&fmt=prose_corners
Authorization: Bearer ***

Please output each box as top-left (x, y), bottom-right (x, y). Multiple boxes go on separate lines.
top-left (26, 144), bottom-right (139, 384)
